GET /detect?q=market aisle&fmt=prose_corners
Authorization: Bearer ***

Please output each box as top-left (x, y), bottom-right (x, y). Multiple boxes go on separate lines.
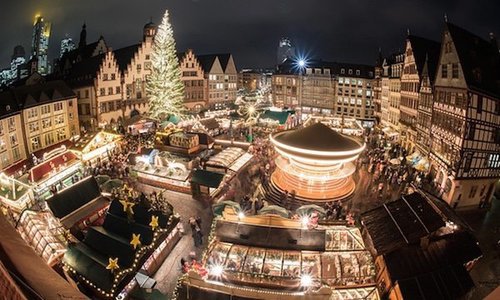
top-left (135, 183), bottom-right (213, 297)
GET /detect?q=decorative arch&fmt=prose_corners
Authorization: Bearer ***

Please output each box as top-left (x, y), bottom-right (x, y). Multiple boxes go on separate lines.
top-left (130, 109), bottom-right (140, 118)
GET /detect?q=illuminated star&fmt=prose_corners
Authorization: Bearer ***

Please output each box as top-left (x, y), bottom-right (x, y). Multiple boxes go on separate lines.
top-left (119, 200), bottom-right (129, 212)
top-left (150, 215), bottom-right (159, 230)
top-left (106, 257), bottom-right (119, 271)
top-left (130, 233), bottom-right (141, 250)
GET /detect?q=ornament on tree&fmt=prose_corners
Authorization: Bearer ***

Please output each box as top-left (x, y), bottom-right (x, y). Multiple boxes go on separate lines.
top-left (147, 9), bottom-right (185, 121)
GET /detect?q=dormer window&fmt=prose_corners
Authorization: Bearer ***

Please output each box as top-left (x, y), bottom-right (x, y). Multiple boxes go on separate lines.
top-left (6, 105), bottom-right (10, 111)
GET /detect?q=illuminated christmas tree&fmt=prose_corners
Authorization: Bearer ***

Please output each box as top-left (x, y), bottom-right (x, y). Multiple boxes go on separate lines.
top-left (147, 10), bottom-right (185, 120)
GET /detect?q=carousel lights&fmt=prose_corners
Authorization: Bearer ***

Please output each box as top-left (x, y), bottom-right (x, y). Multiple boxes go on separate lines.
top-left (274, 146), bottom-right (360, 166)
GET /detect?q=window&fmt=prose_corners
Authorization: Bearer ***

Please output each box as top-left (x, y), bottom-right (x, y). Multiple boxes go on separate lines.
top-left (54, 115), bottom-right (64, 125)
top-left (356, 70), bottom-right (360, 75)
top-left (341, 68), bottom-right (345, 74)
top-left (100, 88), bottom-right (106, 96)
top-left (8, 118), bottom-right (15, 131)
top-left (0, 138), bottom-right (6, 151)
top-left (29, 122), bottom-right (39, 133)
top-left (27, 108), bottom-right (38, 119)
top-left (108, 87), bottom-right (113, 95)
top-left (103, 74), bottom-right (108, 81)
top-left (107, 101), bottom-right (114, 112)
top-left (42, 119), bottom-right (51, 129)
top-left (452, 63), bottom-right (459, 79)
top-left (348, 69), bottom-right (353, 75)
top-left (44, 132), bottom-right (55, 145)
top-left (41, 105), bottom-right (51, 115)
top-left (469, 185), bottom-right (478, 198)
top-left (0, 122), bottom-right (3, 135)
top-left (10, 133), bottom-right (17, 146)
top-left (12, 147), bottom-right (20, 161)
top-left (69, 100), bottom-right (73, 107)
top-left (85, 90), bottom-right (89, 98)
top-left (54, 102), bottom-right (63, 111)
top-left (477, 95), bottom-right (483, 113)
top-left (111, 73), bottom-right (116, 80)
top-left (31, 136), bottom-right (41, 151)
top-left (441, 64), bottom-right (448, 78)
top-left (137, 64), bottom-right (142, 71)
top-left (116, 86), bottom-right (121, 94)
top-left (144, 62), bottom-right (151, 70)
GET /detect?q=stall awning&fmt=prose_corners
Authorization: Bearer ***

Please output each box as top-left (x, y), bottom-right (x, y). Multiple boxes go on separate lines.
top-left (191, 170), bottom-right (224, 188)
top-left (260, 110), bottom-right (293, 124)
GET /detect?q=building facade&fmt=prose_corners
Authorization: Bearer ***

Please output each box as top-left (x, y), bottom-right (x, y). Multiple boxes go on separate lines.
top-left (0, 78), bottom-right (80, 170)
top-left (31, 16), bottom-right (51, 76)
top-left (334, 64), bottom-right (375, 120)
top-left (399, 35), bottom-right (441, 153)
top-left (60, 36), bottom-right (76, 58)
top-left (429, 23), bottom-right (500, 208)
top-left (178, 49), bottom-right (207, 112)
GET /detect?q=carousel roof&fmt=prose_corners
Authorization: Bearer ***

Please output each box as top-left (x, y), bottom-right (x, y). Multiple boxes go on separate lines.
top-left (271, 123), bottom-right (364, 160)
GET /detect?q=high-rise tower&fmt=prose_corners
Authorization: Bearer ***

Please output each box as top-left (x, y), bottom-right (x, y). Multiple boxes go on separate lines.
top-left (31, 15), bottom-right (51, 75)
top-left (60, 35), bottom-right (76, 57)
top-left (276, 37), bottom-right (295, 65)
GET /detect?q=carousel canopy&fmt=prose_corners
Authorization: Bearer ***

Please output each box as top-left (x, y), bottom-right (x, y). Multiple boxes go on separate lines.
top-left (273, 122), bottom-right (362, 153)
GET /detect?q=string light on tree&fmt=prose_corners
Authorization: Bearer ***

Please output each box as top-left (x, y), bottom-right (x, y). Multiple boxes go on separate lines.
top-left (146, 9), bottom-right (185, 121)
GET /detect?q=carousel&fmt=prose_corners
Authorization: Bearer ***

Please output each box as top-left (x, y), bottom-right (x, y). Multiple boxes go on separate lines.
top-left (269, 122), bottom-right (365, 203)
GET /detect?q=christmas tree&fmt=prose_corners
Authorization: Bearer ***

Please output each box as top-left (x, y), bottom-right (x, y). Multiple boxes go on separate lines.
top-left (147, 10), bottom-right (185, 120)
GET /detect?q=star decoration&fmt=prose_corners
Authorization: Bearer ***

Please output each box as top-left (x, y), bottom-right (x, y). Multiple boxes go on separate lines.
top-left (150, 215), bottom-right (159, 230)
top-left (130, 233), bottom-right (141, 250)
top-left (119, 200), bottom-right (135, 215)
top-left (106, 257), bottom-right (119, 272)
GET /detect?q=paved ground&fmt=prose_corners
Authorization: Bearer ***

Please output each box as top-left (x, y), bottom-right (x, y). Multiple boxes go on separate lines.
top-left (134, 183), bottom-right (213, 298)
top-left (458, 195), bottom-right (500, 299)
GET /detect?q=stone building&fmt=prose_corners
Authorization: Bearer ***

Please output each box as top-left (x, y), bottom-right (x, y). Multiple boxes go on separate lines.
top-left (0, 77), bottom-right (79, 170)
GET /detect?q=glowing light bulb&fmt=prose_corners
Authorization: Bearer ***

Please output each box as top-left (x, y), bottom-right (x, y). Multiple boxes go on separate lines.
top-left (300, 274), bottom-right (313, 287)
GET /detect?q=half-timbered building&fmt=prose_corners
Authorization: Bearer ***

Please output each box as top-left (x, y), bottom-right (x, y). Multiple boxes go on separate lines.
top-left (430, 22), bottom-right (500, 208)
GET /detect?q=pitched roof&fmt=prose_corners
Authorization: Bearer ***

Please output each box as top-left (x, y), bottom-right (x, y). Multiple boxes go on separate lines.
top-left (361, 192), bottom-right (446, 255)
top-left (65, 53), bottom-right (105, 87)
top-left (276, 59), bottom-right (375, 78)
top-left (0, 80), bottom-right (76, 116)
top-left (217, 53), bottom-right (232, 71)
top-left (191, 169), bottom-right (224, 188)
top-left (446, 22), bottom-right (500, 96)
top-left (196, 54), bottom-right (218, 73)
top-left (396, 264), bottom-right (474, 300)
top-left (46, 176), bottom-right (102, 219)
top-left (407, 35), bottom-right (441, 78)
top-left (114, 43), bottom-right (141, 72)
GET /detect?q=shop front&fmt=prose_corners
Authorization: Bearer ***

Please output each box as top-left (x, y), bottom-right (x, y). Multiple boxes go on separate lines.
top-left (71, 131), bottom-right (122, 162)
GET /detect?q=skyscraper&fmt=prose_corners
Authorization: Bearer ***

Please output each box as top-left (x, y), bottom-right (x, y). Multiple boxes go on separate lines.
top-left (31, 15), bottom-right (51, 75)
top-left (277, 37), bottom-right (295, 65)
top-left (11, 45), bottom-right (27, 80)
top-left (60, 36), bottom-right (76, 58)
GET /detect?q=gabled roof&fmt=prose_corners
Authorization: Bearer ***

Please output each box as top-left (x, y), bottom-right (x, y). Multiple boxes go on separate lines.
top-left (0, 80), bottom-right (76, 115)
top-left (114, 43), bottom-right (141, 72)
top-left (407, 35), bottom-right (441, 78)
top-left (196, 54), bottom-right (218, 73)
top-left (361, 192), bottom-right (446, 255)
top-left (46, 176), bottom-right (102, 219)
top-left (396, 264), bottom-right (474, 300)
top-left (217, 53), bottom-right (232, 71)
top-left (65, 53), bottom-right (105, 87)
top-left (446, 22), bottom-right (500, 96)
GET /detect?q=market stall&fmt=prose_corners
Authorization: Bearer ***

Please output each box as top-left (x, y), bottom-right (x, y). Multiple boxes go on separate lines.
top-left (28, 147), bottom-right (83, 200)
top-left (155, 128), bottom-right (201, 154)
top-left (205, 147), bottom-right (246, 173)
top-left (0, 173), bottom-right (35, 213)
top-left (17, 210), bottom-right (67, 266)
top-left (71, 131), bottom-right (122, 162)
top-left (124, 116), bottom-right (157, 135)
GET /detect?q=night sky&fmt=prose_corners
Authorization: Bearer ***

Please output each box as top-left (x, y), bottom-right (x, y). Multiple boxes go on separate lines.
top-left (1, 0), bottom-right (499, 69)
